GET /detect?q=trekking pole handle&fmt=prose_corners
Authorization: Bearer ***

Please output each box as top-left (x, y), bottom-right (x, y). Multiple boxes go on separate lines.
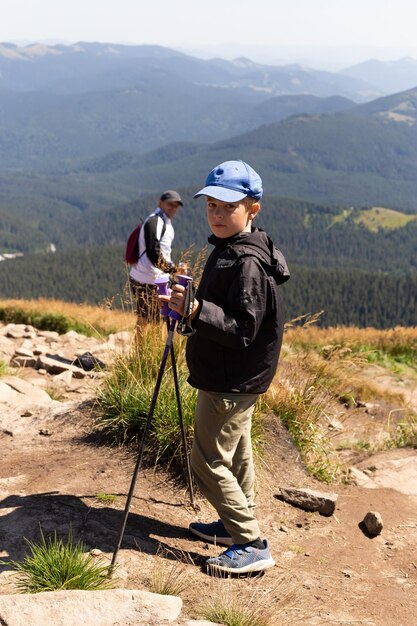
top-left (154, 274), bottom-right (171, 317)
top-left (155, 274), bottom-right (193, 320)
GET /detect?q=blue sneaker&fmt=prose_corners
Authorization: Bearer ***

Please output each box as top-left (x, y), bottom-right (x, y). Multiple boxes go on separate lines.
top-left (189, 519), bottom-right (233, 546)
top-left (206, 539), bottom-right (275, 574)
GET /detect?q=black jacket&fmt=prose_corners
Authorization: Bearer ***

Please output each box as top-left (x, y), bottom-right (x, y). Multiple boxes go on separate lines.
top-left (186, 228), bottom-right (290, 394)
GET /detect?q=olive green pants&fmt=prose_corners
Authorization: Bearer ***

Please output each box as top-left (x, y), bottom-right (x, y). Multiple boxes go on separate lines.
top-left (191, 389), bottom-right (260, 544)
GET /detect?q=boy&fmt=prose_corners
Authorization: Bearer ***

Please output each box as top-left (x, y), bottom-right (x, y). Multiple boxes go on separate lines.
top-left (160, 160), bottom-right (289, 574)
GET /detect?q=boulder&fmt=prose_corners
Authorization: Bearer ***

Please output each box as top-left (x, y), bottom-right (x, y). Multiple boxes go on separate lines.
top-left (36, 355), bottom-right (87, 378)
top-left (1, 376), bottom-right (52, 405)
top-left (0, 589), bottom-right (182, 626)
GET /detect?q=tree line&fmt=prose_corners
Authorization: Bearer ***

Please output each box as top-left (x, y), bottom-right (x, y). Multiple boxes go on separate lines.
top-left (1, 246), bottom-right (416, 328)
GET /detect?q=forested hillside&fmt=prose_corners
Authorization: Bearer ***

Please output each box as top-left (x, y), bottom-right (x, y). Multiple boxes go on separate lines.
top-left (0, 246), bottom-right (415, 328)
top-left (1, 190), bottom-right (416, 273)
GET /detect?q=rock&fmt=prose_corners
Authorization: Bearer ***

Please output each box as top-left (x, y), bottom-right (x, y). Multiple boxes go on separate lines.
top-left (362, 511), bottom-right (383, 536)
top-left (0, 382), bottom-right (21, 403)
top-left (54, 370), bottom-right (74, 386)
top-left (105, 331), bottom-right (132, 350)
top-left (10, 355), bottom-right (38, 368)
top-left (5, 323), bottom-right (37, 339)
top-left (14, 347), bottom-right (34, 357)
top-left (36, 355), bottom-right (87, 378)
top-left (33, 346), bottom-right (48, 355)
top-left (1, 376), bottom-right (52, 405)
top-left (353, 450), bottom-right (417, 496)
top-left (90, 548), bottom-right (103, 556)
top-left (348, 467), bottom-right (377, 488)
top-left (39, 429), bottom-right (53, 436)
top-left (0, 334), bottom-right (15, 353)
top-left (327, 418), bottom-right (344, 431)
top-left (63, 330), bottom-right (84, 341)
top-left (37, 330), bottom-right (60, 340)
top-left (276, 487), bottom-right (338, 516)
top-left (0, 589), bottom-right (182, 626)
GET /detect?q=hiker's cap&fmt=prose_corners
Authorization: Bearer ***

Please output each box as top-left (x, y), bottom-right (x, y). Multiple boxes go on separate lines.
top-left (160, 190), bottom-right (183, 206)
top-left (194, 160), bottom-right (263, 202)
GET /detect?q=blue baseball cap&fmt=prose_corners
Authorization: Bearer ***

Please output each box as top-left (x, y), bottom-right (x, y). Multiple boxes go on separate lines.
top-left (194, 160), bottom-right (263, 202)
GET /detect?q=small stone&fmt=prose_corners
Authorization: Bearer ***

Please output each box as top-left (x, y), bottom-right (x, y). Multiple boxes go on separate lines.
top-left (39, 429), bottom-right (52, 437)
top-left (21, 410), bottom-right (33, 417)
top-left (2, 429), bottom-right (13, 437)
top-left (90, 549), bottom-right (103, 556)
top-left (33, 348), bottom-right (46, 355)
top-left (362, 511), bottom-right (383, 536)
top-left (279, 525), bottom-right (289, 533)
top-left (38, 369), bottom-right (47, 375)
top-left (328, 418), bottom-right (344, 431)
top-left (342, 569), bottom-right (354, 578)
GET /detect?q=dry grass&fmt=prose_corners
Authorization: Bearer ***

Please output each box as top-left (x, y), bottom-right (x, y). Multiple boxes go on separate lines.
top-left (0, 297), bottom-right (136, 335)
top-left (148, 546), bottom-right (192, 596)
top-left (285, 324), bottom-right (417, 369)
top-left (199, 572), bottom-right (302, 626)
top-left (261, 353), bottom-right (343, 483)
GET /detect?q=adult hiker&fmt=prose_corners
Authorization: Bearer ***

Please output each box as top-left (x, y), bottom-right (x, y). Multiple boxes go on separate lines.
top-left (129, 190), bottom-right (183, 328)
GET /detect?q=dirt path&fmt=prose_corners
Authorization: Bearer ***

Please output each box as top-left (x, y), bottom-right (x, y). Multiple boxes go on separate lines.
top-left (0, 326), bottom-right (416, 625)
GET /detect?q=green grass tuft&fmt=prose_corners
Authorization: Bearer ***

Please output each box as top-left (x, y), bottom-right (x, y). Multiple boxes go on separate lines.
top-left (0, 359), bottom-right (8, 377)
top-left (3, 527), bottom-right (114, 593)
top-left (96, 325), bottom-right (197, 473)
top-left (0, 306), bottom-right (102, 336)
top-left (95, 492), bottom-right (117, 505)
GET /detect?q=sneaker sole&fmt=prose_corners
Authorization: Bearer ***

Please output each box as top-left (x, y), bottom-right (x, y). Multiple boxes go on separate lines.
top-left (207, 557), bottom-right (275, 575)
top-left (189, 527), bottom-right (233, 546)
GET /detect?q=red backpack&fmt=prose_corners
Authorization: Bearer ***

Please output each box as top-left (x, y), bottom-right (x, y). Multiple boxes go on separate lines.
top-left (124, 223), bottom-right (143, 264)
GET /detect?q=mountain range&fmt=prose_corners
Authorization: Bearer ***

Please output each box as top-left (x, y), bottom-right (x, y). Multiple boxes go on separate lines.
top-left (342, 57), bottom-right (417, 95)
top-left (0, 44), bottom-right (416, 260)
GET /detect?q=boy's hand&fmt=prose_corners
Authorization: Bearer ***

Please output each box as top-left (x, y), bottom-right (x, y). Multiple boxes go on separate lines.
top-left (158, 284), bottom-right (200, 318)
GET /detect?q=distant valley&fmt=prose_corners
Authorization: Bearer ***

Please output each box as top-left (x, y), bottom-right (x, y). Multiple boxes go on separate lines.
top-left (0, 42), bottom-right (416, 327)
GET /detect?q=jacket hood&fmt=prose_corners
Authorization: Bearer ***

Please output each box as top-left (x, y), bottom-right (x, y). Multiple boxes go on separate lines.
top-left (208, 228), bottom-right (290, 285)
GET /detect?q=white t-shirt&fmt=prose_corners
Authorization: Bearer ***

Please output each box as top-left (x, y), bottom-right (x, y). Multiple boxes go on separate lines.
top-left (129, 207), bottom-right (175, 284)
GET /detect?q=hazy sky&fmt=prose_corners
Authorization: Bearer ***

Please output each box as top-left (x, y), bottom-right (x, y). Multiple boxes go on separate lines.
top-left (2, 0), bottom-right (417, 67)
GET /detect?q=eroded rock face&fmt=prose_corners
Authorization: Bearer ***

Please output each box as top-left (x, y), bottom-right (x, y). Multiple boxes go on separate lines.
top-left (351, 449), bottom-right (417, 496)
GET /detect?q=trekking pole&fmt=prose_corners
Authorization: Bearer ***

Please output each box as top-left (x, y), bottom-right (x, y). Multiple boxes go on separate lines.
top-left (109, 274), bottom-right (192, 575)
top-left (165, 315), bottom-right (196, 509)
